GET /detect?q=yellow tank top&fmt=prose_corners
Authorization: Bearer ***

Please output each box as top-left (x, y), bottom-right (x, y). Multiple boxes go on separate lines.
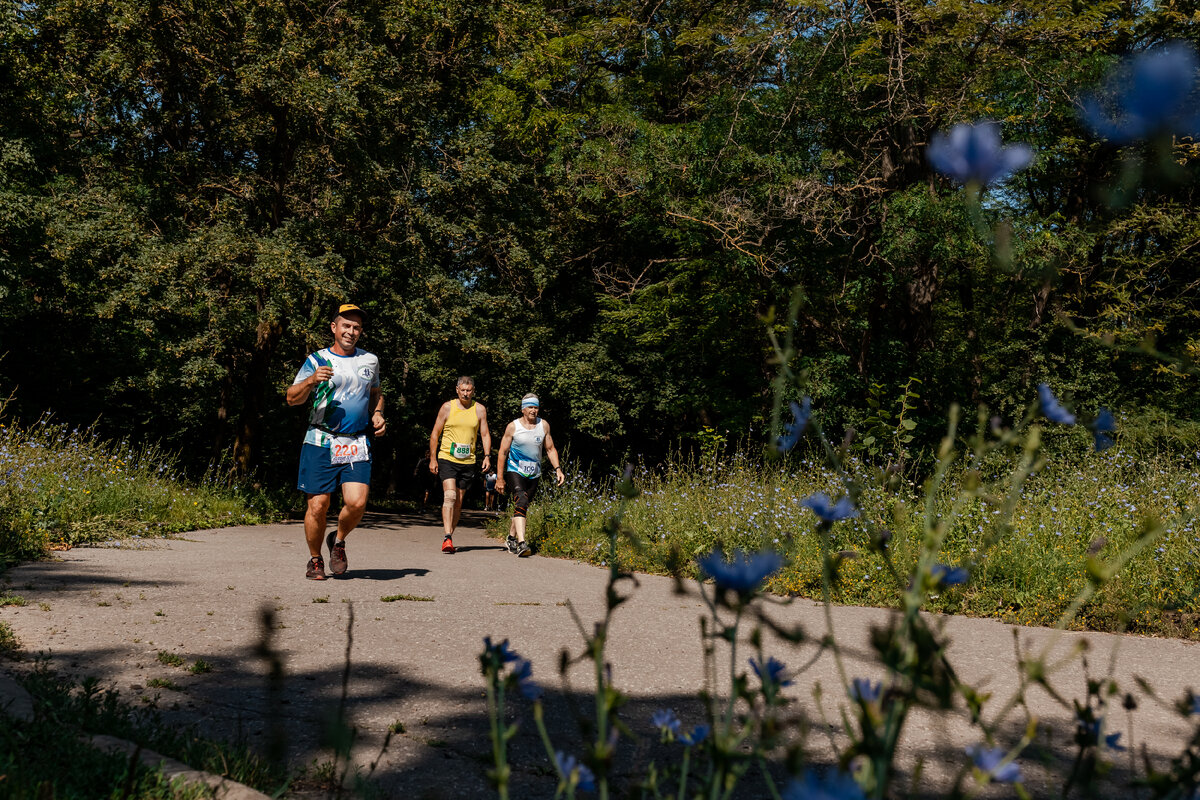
top-left (438, 400), bottom-right (480, 464)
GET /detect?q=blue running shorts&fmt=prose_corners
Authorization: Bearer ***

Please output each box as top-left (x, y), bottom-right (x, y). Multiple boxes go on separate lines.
top-left (297, 442), bottom-right (372, 495)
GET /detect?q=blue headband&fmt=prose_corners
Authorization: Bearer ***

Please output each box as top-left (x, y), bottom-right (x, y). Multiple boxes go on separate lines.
top-left (521, 398), bottom-right (539, 408)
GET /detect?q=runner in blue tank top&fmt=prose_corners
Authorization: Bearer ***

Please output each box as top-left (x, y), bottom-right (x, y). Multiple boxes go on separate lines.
top-left (495, 394), bottom-right (565, 557)
top-left (287, 304), bottom-right (386, 580)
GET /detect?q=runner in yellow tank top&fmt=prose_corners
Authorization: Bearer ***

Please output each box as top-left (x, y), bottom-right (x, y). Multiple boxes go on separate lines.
top-left (428, 376), bottom-right (491, 553)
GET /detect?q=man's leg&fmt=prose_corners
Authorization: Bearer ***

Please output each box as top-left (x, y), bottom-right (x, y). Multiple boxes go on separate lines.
top-left (441, 478), bottom-right (459, 536)
top-left (305, 493), bottom-right (332, 557)
top-left (326, 481), bottom-right (367, 576)
top-left (451, 479), bottom-right (467, 531)
top-left (337, 482), bottom-right (369, 540)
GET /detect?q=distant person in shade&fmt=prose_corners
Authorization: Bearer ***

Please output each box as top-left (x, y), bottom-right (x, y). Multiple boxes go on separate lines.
top-left (428, 376), bottom-right (491, 554)
top-left (495, 394), bottom-right (564, 557)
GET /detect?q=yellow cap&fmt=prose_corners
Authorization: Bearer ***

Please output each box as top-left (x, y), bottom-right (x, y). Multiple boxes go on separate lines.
top-left (333, 303), bottom-right (366, 322)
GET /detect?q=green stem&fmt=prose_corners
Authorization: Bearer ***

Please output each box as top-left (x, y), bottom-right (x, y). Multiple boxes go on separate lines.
top-left (676, 747), bottom-right (691, 800)
top-left (486, 675), bottom-right (509, 800)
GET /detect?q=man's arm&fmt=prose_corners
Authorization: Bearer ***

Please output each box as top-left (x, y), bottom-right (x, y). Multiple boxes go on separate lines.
top-left (494, 422), bottom-right (515, 493)
top-left (477, 404), bottom-right (492, 472)
top-left (429, 402), bottom-right (450, 473)
top-left (370, 387), bottom-right (386, 436)
top-left (543, 421), bottom-right (565, 486)
top-left (286, 361), bottom-right (333, 406)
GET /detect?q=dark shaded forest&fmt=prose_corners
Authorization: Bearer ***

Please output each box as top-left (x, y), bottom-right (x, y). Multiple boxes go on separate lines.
top-left (1, 0), bottom-right (1197, 489)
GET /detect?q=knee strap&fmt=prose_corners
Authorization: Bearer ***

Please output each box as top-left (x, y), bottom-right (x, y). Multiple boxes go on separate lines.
top-left (442, 488), bottom-right (458, 509)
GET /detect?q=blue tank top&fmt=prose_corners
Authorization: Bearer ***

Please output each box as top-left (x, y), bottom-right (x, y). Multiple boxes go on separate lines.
top-left (506, 418), bottom-right (545, 478)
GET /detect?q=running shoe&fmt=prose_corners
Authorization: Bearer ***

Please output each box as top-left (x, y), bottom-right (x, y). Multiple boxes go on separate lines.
top-left (328, 533), bottom-right (347, 575)
top-left (306, 555), bottom-right (327, 580)
top-left (441, 535), bottom-right (456, 554)
top-left (505, 534), bottom-right (518, 554)
top-left (515, 540), bottom-right (531, 558)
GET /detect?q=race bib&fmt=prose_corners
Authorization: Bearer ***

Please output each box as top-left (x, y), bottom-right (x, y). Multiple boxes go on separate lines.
top-left (451, 441), bottom-right (473, 459)
top-left (330, 434), bottom-right (369, 465)
top-left (517, 459), bottom-right (540, 477)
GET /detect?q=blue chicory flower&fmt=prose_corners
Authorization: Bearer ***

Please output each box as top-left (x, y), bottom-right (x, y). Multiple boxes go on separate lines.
top-left (483, 636), bottom-right (520, 663)
top-left (512, 659), bottom-right (542, 700)
top-left (651, 708), bottom-right (682, 736)
top-left (1091, 408), bottom-right (1116, 452)
top-left (1082, 43), bottom-right (1200, 142)
top-left (776, 397), bottom-right (812, 453)
top-left (697, 548), bottom-right (783, 594)
top-left (781, 768), bottom-right (866, 800)
top-left (679, 724), bottom-right (709, 746)
top-left (926, 121), bottom-right (1034, 186)
top-left (555, 751), bottom-right (596, 792)
top-left (801, 492), bottom-right (859, 522)
top-left (1077, 713), bottom-right (1124, 750)
top-left (966, 744), bottom-right (1022, 783)
top-left (849, 678), bottom-right (882, 704)
top-left (1038, 383), bottom-right (1076, 425)
top-left (931, 564), bottom-right (969, 586)
top-left (749, 656), bottom-right (793, 688)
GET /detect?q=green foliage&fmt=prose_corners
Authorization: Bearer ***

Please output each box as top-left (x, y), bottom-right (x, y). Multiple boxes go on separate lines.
top-left (1, 0), bottom-right (1198, 484)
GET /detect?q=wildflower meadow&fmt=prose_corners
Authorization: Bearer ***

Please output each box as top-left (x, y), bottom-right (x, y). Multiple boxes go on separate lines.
top-left (0, 410), bottom-right (282, 568)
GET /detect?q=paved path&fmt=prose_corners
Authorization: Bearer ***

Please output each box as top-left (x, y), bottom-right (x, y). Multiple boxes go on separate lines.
top-left (2, 510), bottom-right (1198, 798)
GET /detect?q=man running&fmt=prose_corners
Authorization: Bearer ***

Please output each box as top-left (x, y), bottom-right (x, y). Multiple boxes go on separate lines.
top-left (495, 394), bottom-right (564, 557)
top-left (287, 303), bottom-right (385, 580)
top-left (429, 376), bottom-right (491, 554)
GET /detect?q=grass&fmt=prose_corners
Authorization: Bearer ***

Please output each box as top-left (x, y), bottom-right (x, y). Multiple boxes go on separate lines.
top-left (6, 664), bottom-right (287, 797)
top-left (145, 677), bottom-right (181, 691)
top-left (0, 620), bottom-right (18, 652)
top-left (188, 660), bottom-right (213, 674)
top-left (515, 443), bottom-right (1200, 639)
top-left (155, 651), bottom-right (185, 668)
top-left (381, 593), bottom-right (434, 602)
top-left (0, 414), bottom-right (286, 567)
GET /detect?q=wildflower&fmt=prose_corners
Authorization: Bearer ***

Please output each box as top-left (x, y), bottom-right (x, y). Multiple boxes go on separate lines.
top-left (512, 659), bottom-right (542, 700)
top-left (651, 708), bottom-right (682, 736)
top-left (781, 768), bottom-right (866, 800)
top-left (1091, 408), bottom-right (1116, 452)
top-left (555, 751), bottom-right (596, 792)
top-left (482, 636), bottom-right (520, 664)
top-left (679, 724), bottom-right (709, 746)
top-left (776, 397), bottom-right (812, 454)
top-left (931, 564), bottom-right (969, 586)
top-left (696, 548), bottom-right (783, 594)
top-left (749, 656), bottom-right (793, 688)
top-left (1082, 43), bottom-right (1200, 142)
top-left (966, 744), bottom-right (1022, 783)
top-left (849, 678), bottom-right (882, 704)
top-left (926, 121), bottom-right (1034, 186)
top-left (1037, 383), bottom-right (1076, 425)
top-left (801, 492), bottom-right (859, 522)
top-left (1105, 732), bottom-right (1126, 751)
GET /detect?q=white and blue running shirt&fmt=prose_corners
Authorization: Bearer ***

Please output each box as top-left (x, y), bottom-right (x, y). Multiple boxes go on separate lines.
top-left (293, 348), bottom-right (380, 448)
top-left (505, 418), bottom-right (546, 478)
